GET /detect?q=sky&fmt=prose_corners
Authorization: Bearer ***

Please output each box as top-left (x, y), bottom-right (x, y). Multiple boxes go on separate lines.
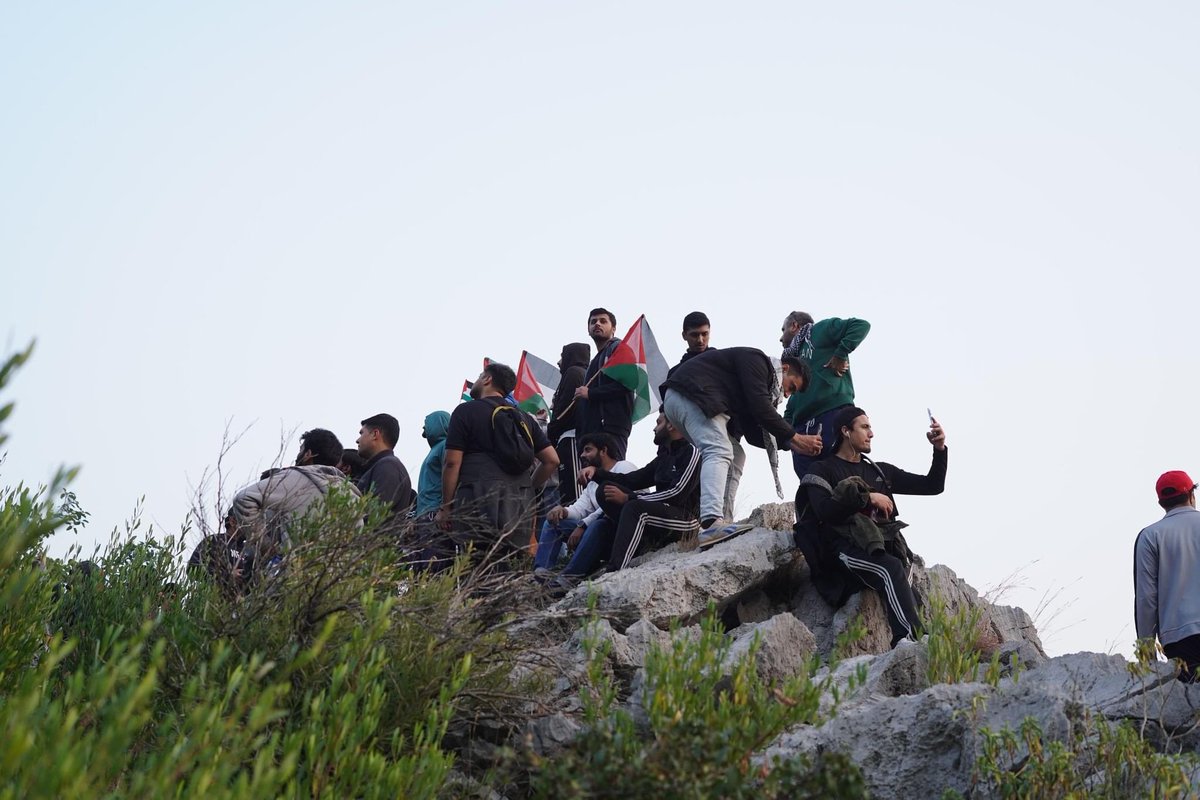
top-left (2, 2), bottom-right (1197, 657)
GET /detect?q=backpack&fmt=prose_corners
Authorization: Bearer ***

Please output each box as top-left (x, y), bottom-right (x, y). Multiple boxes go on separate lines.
top-left (489, 402), bottom-right (536, 475)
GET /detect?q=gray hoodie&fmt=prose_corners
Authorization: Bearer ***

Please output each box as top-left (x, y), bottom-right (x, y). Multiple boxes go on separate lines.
top-left (231, 465), bottom-right (361, 553)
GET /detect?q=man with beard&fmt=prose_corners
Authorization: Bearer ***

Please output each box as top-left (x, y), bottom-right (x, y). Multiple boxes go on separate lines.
top-left (779, 310), bottom-right (872, 478)
top-left (572, 412), bottom-right (701, 582)
top-left (533, 432), bottom-right (636, 573)
top-left (355, 413), bottom-right (415, 518)
top-left (436, 362), bottom-right (559, 555)
top-left (798, 406), bottom-right (947, 648)
top-left (574, 308), bottom-right (634, 460)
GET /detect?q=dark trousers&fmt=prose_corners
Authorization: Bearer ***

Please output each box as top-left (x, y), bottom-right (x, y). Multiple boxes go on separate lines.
top-left (1164, 634), bottom-right (1200, 683)
top-left (598, 489), bottom-right (698, 572)
top-left (555, 436), bottom-right (580, 505)
top-left (836, 544), bottom-right (922, 647)
top-left (791, 404), bottom-right (850, 478)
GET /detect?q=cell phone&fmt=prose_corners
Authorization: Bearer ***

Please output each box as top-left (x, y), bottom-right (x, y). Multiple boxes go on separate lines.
top-left (926, 408), bottom-right (937, 441)
top-left (927, 408), bottom-right (935, 424)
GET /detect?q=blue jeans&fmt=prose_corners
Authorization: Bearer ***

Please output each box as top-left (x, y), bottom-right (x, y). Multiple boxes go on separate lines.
top-left (664, 390), bottom-right (734, 523)
top-left (791, 404), bottom-right (850, 478)
top-left (534, 518), bottom-right (579, 569)
top-left (561, 517), bottom-right (616, 577)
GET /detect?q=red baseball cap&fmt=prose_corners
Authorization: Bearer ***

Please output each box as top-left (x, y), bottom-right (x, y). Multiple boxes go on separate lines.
top-left (1156, 470), bottom-right (1197, 502)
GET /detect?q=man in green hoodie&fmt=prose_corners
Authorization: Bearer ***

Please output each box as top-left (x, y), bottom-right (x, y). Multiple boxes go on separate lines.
top-left (781, 311), bottom-right (871, 478)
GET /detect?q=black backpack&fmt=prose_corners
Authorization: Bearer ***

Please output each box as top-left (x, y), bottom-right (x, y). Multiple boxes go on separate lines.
top-left (489, 402), bottom-right (536, 475)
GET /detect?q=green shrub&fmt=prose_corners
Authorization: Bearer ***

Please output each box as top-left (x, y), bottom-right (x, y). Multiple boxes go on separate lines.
top-left (0, 343), bottom-right (535, 798)
top-left (525, 605), bottom-right (868, 799)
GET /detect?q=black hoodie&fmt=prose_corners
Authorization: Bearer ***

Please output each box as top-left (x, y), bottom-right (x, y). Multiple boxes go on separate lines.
top-left (548, 342), bottom-right (591, 442)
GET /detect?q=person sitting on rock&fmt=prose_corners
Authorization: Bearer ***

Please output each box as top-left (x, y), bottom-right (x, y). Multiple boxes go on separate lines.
top-left (797, 406), bottom-right (947, 647)
top-left (570, 411), bottom-right (701, 584)
top-left (534, 432), bottom-right (637, 574)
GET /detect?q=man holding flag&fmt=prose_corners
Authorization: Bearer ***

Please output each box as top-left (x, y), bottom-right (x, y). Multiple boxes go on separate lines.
top-left (574, 308), bottom-right (635, 460)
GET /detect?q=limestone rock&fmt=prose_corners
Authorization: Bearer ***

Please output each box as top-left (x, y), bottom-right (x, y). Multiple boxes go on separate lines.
top-left (555, 528), bottom-right (801, 629)
top-left (724, 613), bottom-right (817, 684)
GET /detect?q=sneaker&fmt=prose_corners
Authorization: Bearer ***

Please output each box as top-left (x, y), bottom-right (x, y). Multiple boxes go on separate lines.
top-left (533, 566), bottom-right (557, 582)
top-left (697, 520), bottom-right (744, 550)
top-left (546, 573), bottom-right (581, 600)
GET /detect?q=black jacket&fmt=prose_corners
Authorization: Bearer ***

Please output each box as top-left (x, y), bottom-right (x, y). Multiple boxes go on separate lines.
top-left (593, 438), bottom-right (701, 515)
top-left (579, 338), bottom-right (634, 440)
top-left (355, 450), bottom-right (413, 516)
top-left (548, 342), bottom-right (591, 442)
top-left (661, 346), bottom-right (793, 444)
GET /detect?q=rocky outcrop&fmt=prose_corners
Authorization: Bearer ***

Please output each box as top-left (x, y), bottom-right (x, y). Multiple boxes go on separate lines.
top-left (507, 504), bottom-right (1195, 798)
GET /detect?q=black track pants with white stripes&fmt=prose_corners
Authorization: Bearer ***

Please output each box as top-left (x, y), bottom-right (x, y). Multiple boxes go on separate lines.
top-left (837, 544), bottom-right (922, 647)
top-left (599, 496), bottom-right (699, 572)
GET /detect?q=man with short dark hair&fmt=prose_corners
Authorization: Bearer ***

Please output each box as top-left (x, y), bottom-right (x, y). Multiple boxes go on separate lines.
top-left (296, 428), bottom-right (343, 467)
top-left (355, 413), bottom-right (414, 518)
top-left (668, 311), bottom-right (746, 522)
top-left (574, 308), bottom-right (634, 460)
top-left (780, 311), bottom-right (871, 478)
top-left (1135, 471), bottom-right (1200, 682)
top-left (229, 430), bottom-right (363, 580)
top-left (534, 432), bottom-right (636, 573)
top-left (799, 407), bottom-right (946, 648)
top-left (662, 347), bottom-right (822, 545)
top-left (436, 362), bottom-right (559, 553)
top-left (564, 412), bottom-right (700, 590)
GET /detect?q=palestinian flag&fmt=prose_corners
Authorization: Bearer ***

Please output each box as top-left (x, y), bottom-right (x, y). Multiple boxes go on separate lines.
top-left (461, 379), bottom-right (473, 402)
top-left (514, 351), bottom-right (551, 415)
top-left (600, 314), bottom-right (669, 424)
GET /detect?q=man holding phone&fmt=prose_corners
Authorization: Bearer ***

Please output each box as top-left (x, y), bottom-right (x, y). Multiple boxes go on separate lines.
top-left (796, 406), bottom-right (948, 648)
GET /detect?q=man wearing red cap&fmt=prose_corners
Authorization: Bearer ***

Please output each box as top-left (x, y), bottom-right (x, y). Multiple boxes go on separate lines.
top-left (1134, 470), bottom-right (1200, 682)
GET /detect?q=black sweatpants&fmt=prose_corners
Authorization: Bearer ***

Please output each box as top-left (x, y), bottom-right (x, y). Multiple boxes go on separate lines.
top-left (836, 544), bottom-right (922, 647)
top-left (1164, 634), bottom-right (1200, 683)
top-left (598, 493), bottom-right (698, 572)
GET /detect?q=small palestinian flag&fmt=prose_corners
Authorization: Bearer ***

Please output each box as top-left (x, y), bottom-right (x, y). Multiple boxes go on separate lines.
top-left (514, 351), bottom-right (551, 415)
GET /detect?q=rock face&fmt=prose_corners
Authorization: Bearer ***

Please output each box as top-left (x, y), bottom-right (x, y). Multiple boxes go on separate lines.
top-left (508, 503), bottom-right (1194, 798)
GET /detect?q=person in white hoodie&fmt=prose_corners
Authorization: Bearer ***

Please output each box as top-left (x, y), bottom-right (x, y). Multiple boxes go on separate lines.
top-left (533, 432), bottom-right (636, 572)
top-left (1135, 470), bottom-right (1200, 682)
top-left (228, 428), bottom-right (361, 581)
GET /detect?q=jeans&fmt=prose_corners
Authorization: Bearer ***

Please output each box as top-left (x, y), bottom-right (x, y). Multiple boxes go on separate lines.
top-left (561, 517), bottom-right (616, 577)
top-left (724, 436), bottom-right (747, 521)
top-left (534, 518), bottom-right (579, 570)
top-left (664, 390), bottom-right (733, 524)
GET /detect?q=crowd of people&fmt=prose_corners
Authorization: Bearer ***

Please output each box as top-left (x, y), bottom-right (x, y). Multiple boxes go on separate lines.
top-left (192, 306), bottom-right (957, 649)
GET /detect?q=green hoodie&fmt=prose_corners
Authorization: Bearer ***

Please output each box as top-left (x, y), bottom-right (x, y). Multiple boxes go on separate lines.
top-left (414, 410), bottom-right (451, 517)
top-left (784, 317), bottom-right (871, 425)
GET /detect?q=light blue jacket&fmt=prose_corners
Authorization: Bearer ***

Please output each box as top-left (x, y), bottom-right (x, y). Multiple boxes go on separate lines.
top-left (414, 411), bottom-right (451, 517)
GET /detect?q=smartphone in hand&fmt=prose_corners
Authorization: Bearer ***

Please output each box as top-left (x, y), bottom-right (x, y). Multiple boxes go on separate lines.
top-left (926, 408), bottom-right (937, 442)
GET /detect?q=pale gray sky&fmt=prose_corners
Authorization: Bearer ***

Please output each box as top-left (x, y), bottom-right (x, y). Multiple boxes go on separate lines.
top-left (2, 2), bottom-right (1197, 656)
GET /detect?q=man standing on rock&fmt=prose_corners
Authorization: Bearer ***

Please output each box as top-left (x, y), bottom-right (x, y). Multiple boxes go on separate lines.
top-left (1134, 471), bottom-right (1200, 682)
top-left (661, 348), bottom-right (822, 547)
top-left (780, 311), bottom-right (871, 478)
top-left (575, 308), bottom-right (635, 460)
top-left (798, 406), bottom-right (947, 647)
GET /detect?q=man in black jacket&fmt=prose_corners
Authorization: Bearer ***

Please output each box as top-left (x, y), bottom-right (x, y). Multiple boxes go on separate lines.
top-left (355, 413), bottom-right (414, 519)
top-left (574, 308), bottom-right (634, 460)
top-left (580, 412), bottom-right (701, 578)
top-left (662, 348), bottom-right (822, 545)
top-left (798, 406), bottom-right (947, 647)
top-left (548, 341), bottom-right (591, 504)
